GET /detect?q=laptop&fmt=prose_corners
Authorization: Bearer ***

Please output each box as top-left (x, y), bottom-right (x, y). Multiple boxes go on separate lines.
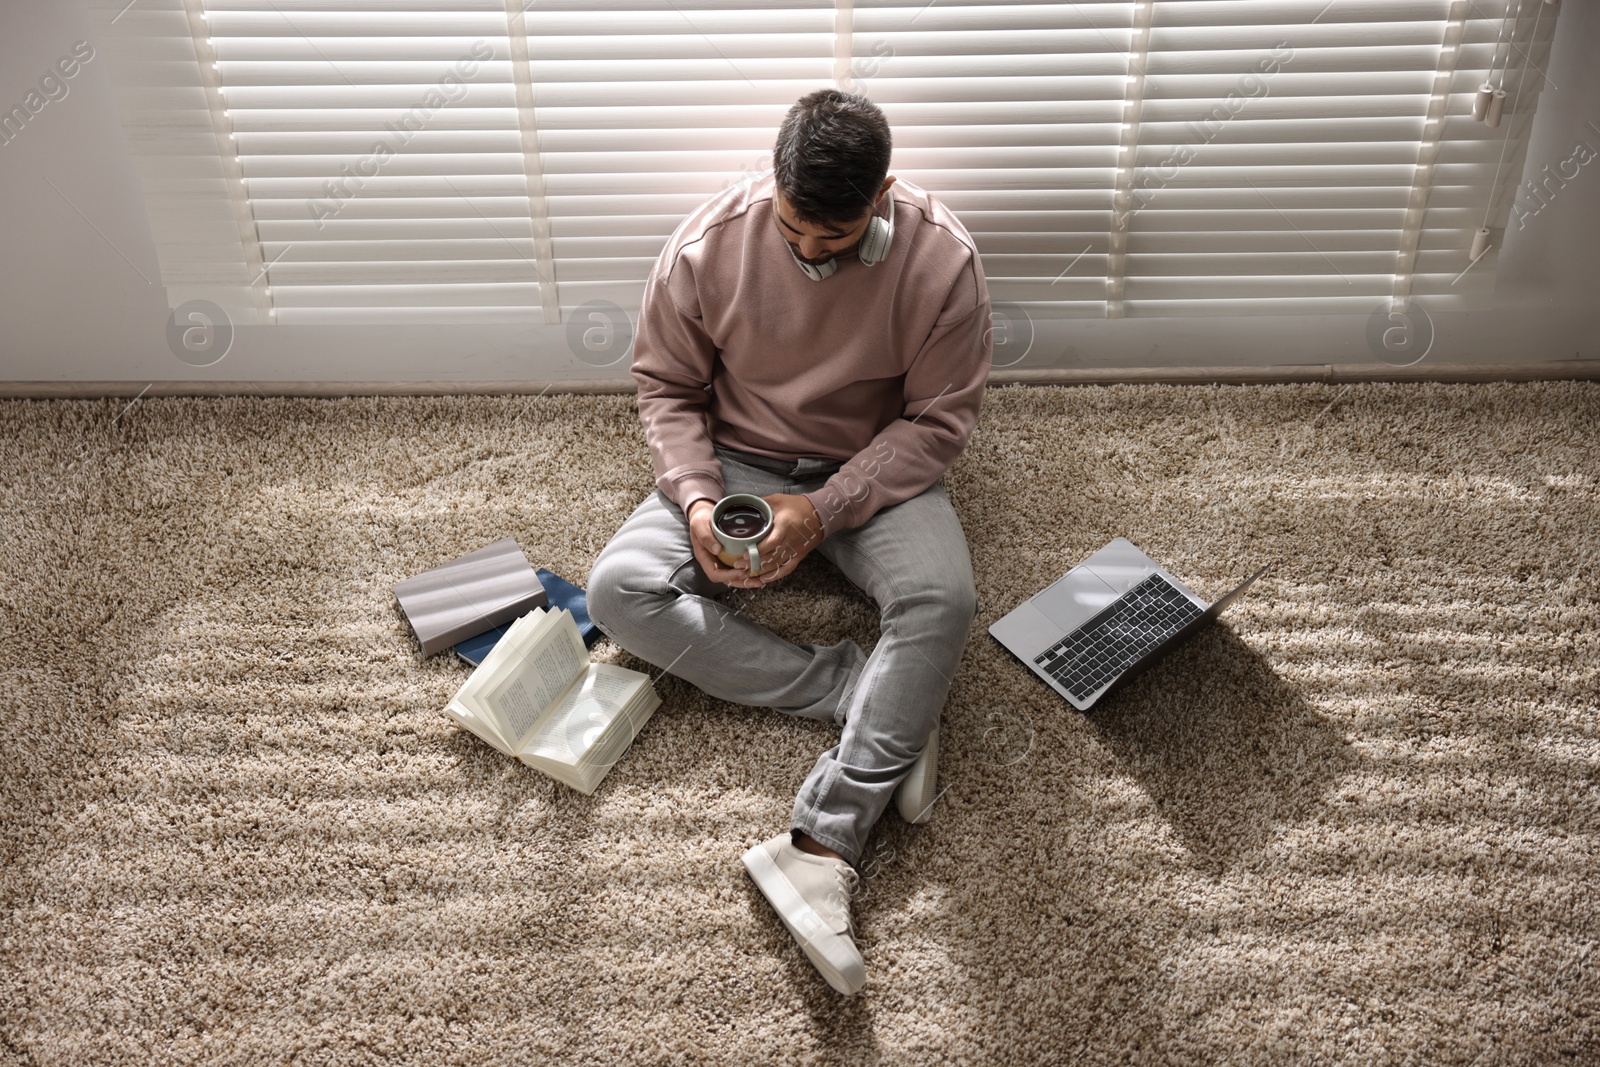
top-left (989, 538), bottom-right (1270, 711)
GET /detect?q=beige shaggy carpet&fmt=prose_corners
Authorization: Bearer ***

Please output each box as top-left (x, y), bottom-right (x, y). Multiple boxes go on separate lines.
top-left (1, 382), bottom-right (1596, 1065)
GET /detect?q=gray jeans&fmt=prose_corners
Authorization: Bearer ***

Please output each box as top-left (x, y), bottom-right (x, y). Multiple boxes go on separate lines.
top-left (586, 445), bottom-right (979, 867)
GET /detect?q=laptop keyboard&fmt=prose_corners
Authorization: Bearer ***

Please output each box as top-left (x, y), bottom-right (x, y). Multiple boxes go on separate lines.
top-left (1033, 573), bottom-right (1203, 702)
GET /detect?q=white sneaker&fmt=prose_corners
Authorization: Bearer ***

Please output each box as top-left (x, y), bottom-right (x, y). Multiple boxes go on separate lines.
top-left (741, 834), bottom-right (866, 995)
top-left (893, 723), bottom-right (939, 824)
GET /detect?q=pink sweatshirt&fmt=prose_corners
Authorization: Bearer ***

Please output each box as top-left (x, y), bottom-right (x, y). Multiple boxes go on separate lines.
top-left (631, 170), bottom-right (992, 537)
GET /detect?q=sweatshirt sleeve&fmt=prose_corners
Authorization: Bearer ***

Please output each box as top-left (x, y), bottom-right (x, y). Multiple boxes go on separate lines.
top-left (630, 254), bottom-right (726, 514)
top-left (801, 264), bottom-right (991, 538)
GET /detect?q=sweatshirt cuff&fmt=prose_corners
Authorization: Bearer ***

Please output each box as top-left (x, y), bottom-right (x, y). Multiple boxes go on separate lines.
top-left (801, 488), bottom-right (848, 539)
top-left (671, 474), bottom-right (725, 515)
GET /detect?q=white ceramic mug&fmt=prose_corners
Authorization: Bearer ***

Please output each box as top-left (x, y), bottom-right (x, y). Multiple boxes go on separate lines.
top-left (709, 493), bottom-right (774, 576)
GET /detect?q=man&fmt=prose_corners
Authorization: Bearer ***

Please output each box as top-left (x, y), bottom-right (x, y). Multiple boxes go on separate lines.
top-left (586, 89), bottom-right (990, 995)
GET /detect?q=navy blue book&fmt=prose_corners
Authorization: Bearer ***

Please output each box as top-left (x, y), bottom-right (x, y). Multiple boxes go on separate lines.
top-left (454, 568), bottom-right (601, 666)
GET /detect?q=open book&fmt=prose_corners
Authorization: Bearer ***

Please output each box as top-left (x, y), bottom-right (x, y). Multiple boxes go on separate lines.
top-left (444, 607), bottom-right (661, 794)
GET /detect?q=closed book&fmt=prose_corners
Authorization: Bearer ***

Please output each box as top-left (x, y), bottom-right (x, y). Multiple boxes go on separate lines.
top-left (394, 537), bottom-right (547, 656)
top-left (454, 567), bottom-right (602, 665)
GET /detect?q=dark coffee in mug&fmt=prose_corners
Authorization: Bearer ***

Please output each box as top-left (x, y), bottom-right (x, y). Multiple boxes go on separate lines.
top-left (715, 504), bottom-right (767, 538)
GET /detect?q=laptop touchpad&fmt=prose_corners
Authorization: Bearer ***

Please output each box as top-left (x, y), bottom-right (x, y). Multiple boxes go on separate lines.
top-left (1034, 569), bottom-right (1121, 634)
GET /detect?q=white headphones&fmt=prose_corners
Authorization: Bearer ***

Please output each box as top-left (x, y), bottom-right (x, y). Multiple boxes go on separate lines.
top-left (786, 184), bottom-right (895, 282)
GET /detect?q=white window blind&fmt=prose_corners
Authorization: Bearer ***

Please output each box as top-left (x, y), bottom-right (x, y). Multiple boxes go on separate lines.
top-left (94, 0), bottom-right (1558, 327)
top-left (520, 0), bottom-right (837, 315)
top-left (202, 1), bottom-right (539, 325)
top-left (849, 0), bottom-right (1553, 317)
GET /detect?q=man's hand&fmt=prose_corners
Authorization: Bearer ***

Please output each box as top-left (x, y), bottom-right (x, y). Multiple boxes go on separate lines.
top-left (686, 494), bottom-right (824, 589)
top-left (687, 498), bottom-right (754, 587)
top-left (750, 493), bottom-right (825, 585)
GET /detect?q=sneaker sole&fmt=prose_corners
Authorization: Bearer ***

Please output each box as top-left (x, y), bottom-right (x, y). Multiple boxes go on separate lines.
top-left (740, 844), bottom-right (866, 996)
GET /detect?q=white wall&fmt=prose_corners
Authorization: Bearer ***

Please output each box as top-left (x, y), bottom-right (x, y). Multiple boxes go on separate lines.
top-left (2, 0), bottom-right (1596, 387)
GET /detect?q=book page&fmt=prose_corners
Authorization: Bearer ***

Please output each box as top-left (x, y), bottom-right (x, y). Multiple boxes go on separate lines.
top-left (444, 698), bottom-right (513, 757)
top-left (480, 610), bottom-right (590, 750)
top-left (519, 667), bottom-right (643, 765)
top-left (447, 609), bottom-right (552, 749)
top-left (454, 609), bottom-right (552, 705)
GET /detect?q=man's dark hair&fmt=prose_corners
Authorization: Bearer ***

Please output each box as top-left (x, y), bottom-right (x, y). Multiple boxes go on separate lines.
top-left (772, 89), bottom-right (892, 229)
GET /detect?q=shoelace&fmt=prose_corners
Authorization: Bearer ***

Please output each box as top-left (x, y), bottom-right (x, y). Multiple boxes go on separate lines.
top-left (830, 864), bottom-right (862, 938)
